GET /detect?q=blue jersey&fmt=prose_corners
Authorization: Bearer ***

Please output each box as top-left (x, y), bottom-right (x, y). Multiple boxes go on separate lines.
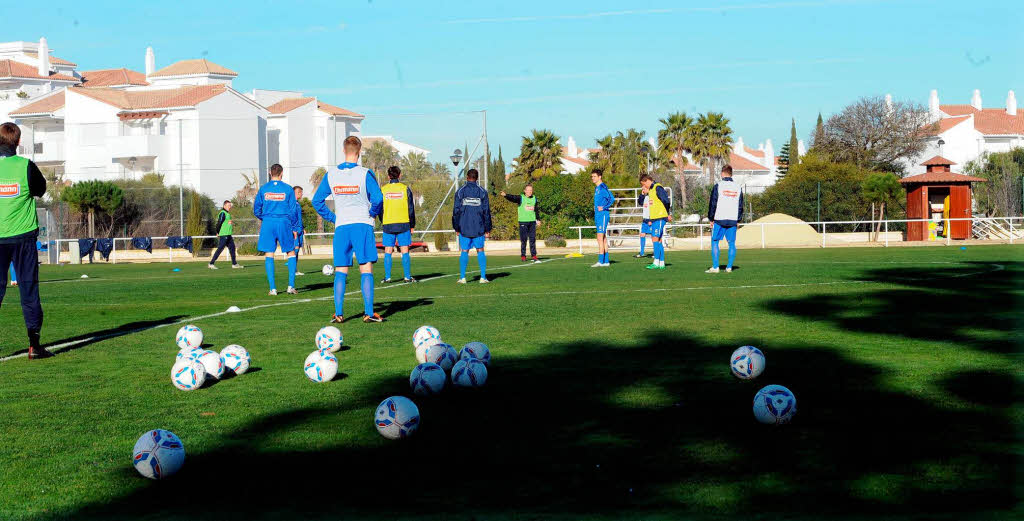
top-left (594, 182), bottom-right (614, 212)
top-left (452, 181), bottom-right (492, 238)
top-left (254, 180), bottom-right (301, 231)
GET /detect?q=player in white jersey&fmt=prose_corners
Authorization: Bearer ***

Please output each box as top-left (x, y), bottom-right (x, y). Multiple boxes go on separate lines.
top-left (706, 165), bottom-right (744, 273)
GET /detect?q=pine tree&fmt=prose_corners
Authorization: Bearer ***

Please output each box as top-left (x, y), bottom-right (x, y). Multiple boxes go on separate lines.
top-left (776, 142), bottom-right (791, 178)
top-left (789, 118), bottom-right (799, 167)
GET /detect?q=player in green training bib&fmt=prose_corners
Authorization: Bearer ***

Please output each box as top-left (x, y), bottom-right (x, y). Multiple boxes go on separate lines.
top-left (208, 200), bottom-right (242, 269)
top-left (500, 184), bottom-right (542, 263)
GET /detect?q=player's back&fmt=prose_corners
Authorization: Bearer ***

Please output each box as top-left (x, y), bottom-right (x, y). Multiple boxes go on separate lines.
top-left (256, 180), bottom-right (295, 218)
top-left (326, 163), bottom-right (375, 227)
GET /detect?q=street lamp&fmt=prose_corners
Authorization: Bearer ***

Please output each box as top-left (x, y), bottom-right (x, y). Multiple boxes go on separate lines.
top-left (450, 149), bottom-right (462, 167)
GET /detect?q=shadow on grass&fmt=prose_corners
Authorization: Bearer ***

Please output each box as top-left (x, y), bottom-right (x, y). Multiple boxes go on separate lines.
top-left (374, 298), bottom-right (433, 318)
top-left (38, 325), bottom-right (1017, 519)
top-left (5, 315), bottom-right (188, 358)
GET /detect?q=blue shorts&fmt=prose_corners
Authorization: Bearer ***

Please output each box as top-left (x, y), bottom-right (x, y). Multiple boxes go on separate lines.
top-left (257, 217), bottom-right (295, 253)
top-left (382, 230), bottom-right (412, 248)
top-left (650, 218), bottom-right (666, 239)
top-left (641, 220), bottom-right (653, 235)
top-left (711, 223), bottom-right (737, 243)
top-left (458, 235), bottom-right (486, 250)
top-left (333, 224), bottom-right (378, 267)
top-left (595, 211), bottom-right (610, 234)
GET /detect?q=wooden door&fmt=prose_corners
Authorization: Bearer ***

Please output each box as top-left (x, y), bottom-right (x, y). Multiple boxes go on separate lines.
top-left (950, 184), bottom-right (972, 239)
top-left (905, 185), bottom-right (926, 241)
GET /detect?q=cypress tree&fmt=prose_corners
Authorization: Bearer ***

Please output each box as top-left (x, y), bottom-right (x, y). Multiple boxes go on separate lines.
top-left (789, 118), bottom-right (800, 166)
top-left (813, 112), bottom-right (825, 147)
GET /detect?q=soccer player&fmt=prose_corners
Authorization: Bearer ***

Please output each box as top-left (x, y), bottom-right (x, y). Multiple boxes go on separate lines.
top-left (253, 164), bottom-right (301, 295)
top-left (500, 184), bottom-right (541, 262)
top-left (636, 183), bottom-right (651, 258)
top-left (591, 169), bottom-right (614, 267)
top-left (312, 136), bottom-right (384, 323)
top-left (380, 165), bottom-right (416, 283)
top-left (453, 168), bottom-right (492, 283)
top-left (208, 200), bottom-right (242, 269)
top-left (706, 164), bottom-right (744, 273)
top-left (292, 185), bottom-right (306, 276)
top-left (0, 122), bottom-right (51, 359)
top-left (638, 174), bottom-right (672, 269)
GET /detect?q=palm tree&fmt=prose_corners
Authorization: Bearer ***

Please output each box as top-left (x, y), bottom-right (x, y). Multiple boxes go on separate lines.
top-left (690, 112), bottom-right (733, 184)
top-left (658, 112), bottom-right (694, 205)
top-left (362, 140), bottom-right (399, 184)
top-left (516, 129), bottom-right (563, 178)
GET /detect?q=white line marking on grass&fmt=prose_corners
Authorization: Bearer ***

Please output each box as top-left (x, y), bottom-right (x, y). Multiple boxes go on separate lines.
top-left (0, 258), bottom-right (559, 361)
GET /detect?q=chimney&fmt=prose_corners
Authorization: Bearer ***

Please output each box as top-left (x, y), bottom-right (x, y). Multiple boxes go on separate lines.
top-left (37, 37), bottom-right (50, 77)
top-left (145, 47), bottom-right (155, 78)
top-left (763, 139), bottom-right (774, 169)
top-left (735, 136), bottom-right (745, 152)
top-left (1007, 90), bottom-right (1017, 116)
top-left (928, 89), bottom-right (940, 121)
top-left (797, 139), bottom-right (807, 156)
top-left (757, 142), bottom-right (764, 151)
top-left (567, 136), bottom-right (577, 158)
top-left (970, 89), bottom-right (982, 110)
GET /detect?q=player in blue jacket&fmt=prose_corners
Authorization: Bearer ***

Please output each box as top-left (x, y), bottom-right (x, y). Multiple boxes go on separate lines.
top-left (292, 185), bottom-right (306, 276)
top-left (253, 164), bottom-right (301, 296)
top-left (591, 169), bottom-right (614, 267)
top-left (452, 168), bottom-right (492, 284)
top-left (313, 136), bottom-right (385, 323)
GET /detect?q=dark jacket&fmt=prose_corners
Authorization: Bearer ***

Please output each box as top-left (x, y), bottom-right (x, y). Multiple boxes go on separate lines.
top-left (452, 181), bottom-right (492, 238)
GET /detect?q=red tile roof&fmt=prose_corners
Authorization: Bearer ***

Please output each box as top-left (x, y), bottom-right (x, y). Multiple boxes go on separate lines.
top-left (743, 145), bottom-right (765, 158)
top-left (561, 156), bottom-right (590, 167)
top-left (920, 116), bottom-right (969, 136)
top-left (149, 59), bottom-right (237, 78)
top-left (921, 155), bottom-right (956, 166)
top-left (80, 68), bottom-right (149, 87)
top-left (266, 97), bottom-right (316, 114)
top-left (317, 100), bottom-right (363, 118)
top-left (24, 53), bottom-right (76, 67)
top-left (899, 171), bottom-right (986, 184)
top-left (9, 91), bottom-right (65, 116)
top-left (71, 84), bottom-right (228, 110)
top-left (939, 104), bottom-right (976, 116)
top-left (682, 153), bottom-right (769, 172)
top-left (0, 59), bottom-right (79, 82)
top-left (938, 105), bottom-right (1024, 135)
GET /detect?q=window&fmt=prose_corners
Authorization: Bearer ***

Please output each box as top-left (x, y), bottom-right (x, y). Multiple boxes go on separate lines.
top-left (34, 143), bottom-right (43, 154)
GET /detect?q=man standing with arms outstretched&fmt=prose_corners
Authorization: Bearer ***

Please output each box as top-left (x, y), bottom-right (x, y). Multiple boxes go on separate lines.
top-left (500, 184), bottom-right (541, 263)
top-left (591, 169), bottom-right (614, 267)
top-left (254, 164), bottom-right (301, 295)
top-left (380, 166), bottom-right (416, 283)
top-left (0, 122), bottom-right (50, 358)
top-left (313, 136), bottom-right (384, 323)
top-left (706, 165), bottom-right (743, 273)
top-left (453, 168), bottom-right (492, 283)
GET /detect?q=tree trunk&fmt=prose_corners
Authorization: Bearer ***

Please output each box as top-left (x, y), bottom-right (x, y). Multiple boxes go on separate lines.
top-left (870, 203), bottom-right (877, 241)
top-left (316, 215), bottom-right (324, 234)
top-left (88, 209), bottom-right (95, 238)
top-left (877, 202), bottom-right (885, 241)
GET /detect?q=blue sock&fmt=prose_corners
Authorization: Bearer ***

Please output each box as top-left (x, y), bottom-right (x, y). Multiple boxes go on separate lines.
top-left (384, 253), bottom-right (393, 280)
top-left (477, 251), bottom-right (487, 279)
top-left (333, 271), bottom-right (347, 316)
top-left (711, 241), bottom-right (720, 268)
top-left (727, 241), bottom-right (737, 269)
top-left (287, 256), bottom-right (297, 288)
top-left (459, 251), bottom-right (469, 279)
top-left (401, 252), bottom-right (411, 279)
top-left (264, 257), bottom-right (275, 290)
top-left (361, 273), bottom-right (375, 316)
top-left (653, 242), bottom-right (661, 262)
top-left (639, 236), bottom-right (646, 255)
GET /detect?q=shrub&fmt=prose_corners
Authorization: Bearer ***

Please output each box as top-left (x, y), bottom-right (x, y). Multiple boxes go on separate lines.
top-left (237, 240), bottom-right (260, 256)
top-left (544, 235), bottom-right (566, 248)
top-left (433, 232), bottom-right (453, 251)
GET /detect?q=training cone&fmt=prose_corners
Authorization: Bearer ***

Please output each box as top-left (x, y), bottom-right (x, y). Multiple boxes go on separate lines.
top-left (226, 306), bottom-right (241, 313)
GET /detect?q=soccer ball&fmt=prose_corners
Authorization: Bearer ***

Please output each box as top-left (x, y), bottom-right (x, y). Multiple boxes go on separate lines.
top-left (415, 339), bottom-right (441, 364)
top-left (315, 326), bottom-right (343, 353)
top-left (374, 396), bottom-right (420, 440)
top-left (196, 350), bottom-right (224, 380)
top-left (425, 343), bottom-right (457, 372)
top-left (413, 325), bottom-right (441, 349)
top-left (171, 359), bottom-right (206, 391)
top-left (175, 325), bottom-right (203, 350)
top-left (132, 429), bottom-right (185, 480)
top-left (460, 342), bottom-right (491, 366)
top-left (221, 345), bottom-right (250, 375)
top-left (753, 385), bottom-right (797, 425)
top-left (304, 350), bottom-right (338, 383)
top-left (409, 363), bottom-right (446, 396)
top-left (175, 348), bottom-right (202, 362)
top-left (730, 346), bottom-right (765, 380)
top-left (451, 358), bottom-right (488, 388)
top-left (322, 264), bottom-right (334, 277)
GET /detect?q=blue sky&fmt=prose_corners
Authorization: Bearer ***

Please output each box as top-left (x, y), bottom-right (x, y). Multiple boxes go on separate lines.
top-left (14, 0), bottom-right (1022, 165)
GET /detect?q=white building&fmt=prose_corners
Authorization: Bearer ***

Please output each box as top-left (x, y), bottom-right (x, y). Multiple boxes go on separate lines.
top-left (0, 38), bottom-right (80, 123)
top-left (905, 88), bottom-right (1023, 174)
top-left (361, 135), bottom-right (430, 158)
top-left (559, 136), bottom-right (592, 174)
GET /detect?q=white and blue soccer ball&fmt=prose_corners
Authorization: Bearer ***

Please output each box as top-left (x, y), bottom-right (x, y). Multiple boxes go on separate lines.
top-left (304, 350), bottom-right (338, 383)
top-left (753, 385), bottom-right (797, 425)
top-left (315, 326), bottom-right (343, 353)
top-left (196, 349), bottom-right (224, 380)
top-left (460, 342), bottom-right (491, 366)
top-left (451, 358), bottom-right (488, 388)
top-left (413, 325), bottom-right (441, 349)
top-left (409, 363), bottom-right (446, 396)
top-left (322, 264), bottom-right (335, 277)
top-left (171, 359), bottom-right (206, 391)
top-left (415, 338), bottom-right (441, 364)
top-left (220, 345), bottom-right (250, 375)
top-left (132, 429), bottom-right (186, 480)
top-left (175, 348), bottom-right (202, 363)
top-left (425, 342), bottom-right (457, 372)
top-left (175, 325), bottom-right (203, 350)
top-left (374, 396), bottom-right (420, 440)
top-left (730, 346), bottom-right (765, 380)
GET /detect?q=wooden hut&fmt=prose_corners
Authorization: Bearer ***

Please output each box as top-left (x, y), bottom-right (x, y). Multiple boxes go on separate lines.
top-left (900, 156), bottom-right (986, 241)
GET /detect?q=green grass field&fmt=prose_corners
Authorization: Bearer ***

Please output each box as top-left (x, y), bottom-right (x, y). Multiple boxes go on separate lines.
top-left (0, 245), bottom-right (1021, 520)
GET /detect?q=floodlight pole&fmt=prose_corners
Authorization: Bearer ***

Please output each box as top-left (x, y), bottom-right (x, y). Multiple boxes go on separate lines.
top-left (482, 110), bottom-right (488, 191)
top-left (178, 119), bottom-right (184, 236)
